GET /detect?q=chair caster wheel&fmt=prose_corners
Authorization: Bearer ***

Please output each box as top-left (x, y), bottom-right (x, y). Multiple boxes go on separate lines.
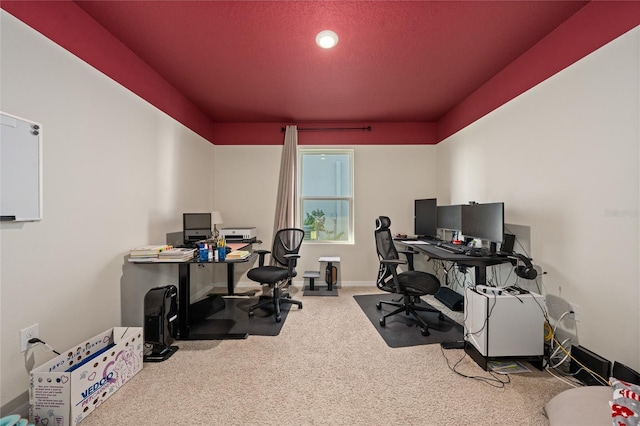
top-left (421, 328), bottom-right (430, 336)
top-left (439, 313), bottom-right (445, 321)
top-left (376, 302), bottom-right (382, 310)
top-left (379, 318), bottom-right (385, 327)
top-left (298, 303), bottom-right (303, 309)
top-left (248, 311), bottom-right (254, 317)
top-left (275, 315), bottom-right (282, 322)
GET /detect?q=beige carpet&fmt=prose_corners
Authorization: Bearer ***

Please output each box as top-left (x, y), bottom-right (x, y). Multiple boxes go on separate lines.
top-left (80, 286), bottom-right (570, 425)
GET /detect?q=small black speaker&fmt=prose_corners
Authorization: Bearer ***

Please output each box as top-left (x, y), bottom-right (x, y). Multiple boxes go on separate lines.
top-left (434, 287), bottom-right (464, 312)
top-left (502, 233), bottom-right (515, 254)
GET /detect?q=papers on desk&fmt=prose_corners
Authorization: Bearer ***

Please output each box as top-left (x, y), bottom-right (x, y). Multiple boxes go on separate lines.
top-left (159, 247), bottom-right (196, 261)
top-left (401, 240), bottom-right (430, 245)
top-left (128, 257), bottom-right (185, 263)
top-left (128, 246), bottom-right (196, 262)
top-left (226, 250), bottom-right (251, 260)
top-left (129, 244), bottom-right (172, 257)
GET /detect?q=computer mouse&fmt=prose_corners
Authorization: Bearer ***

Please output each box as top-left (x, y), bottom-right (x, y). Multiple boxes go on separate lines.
top-left (466, 250), bottom-right (482, 257)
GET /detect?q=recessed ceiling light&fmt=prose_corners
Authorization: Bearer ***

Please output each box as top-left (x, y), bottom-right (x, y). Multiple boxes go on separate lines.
top-left (316, 30), bottom-right (338, 49)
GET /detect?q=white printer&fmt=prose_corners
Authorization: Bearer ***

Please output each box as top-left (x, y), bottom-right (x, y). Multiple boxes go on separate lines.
top-left (219, 227), bottom-right (257, 242)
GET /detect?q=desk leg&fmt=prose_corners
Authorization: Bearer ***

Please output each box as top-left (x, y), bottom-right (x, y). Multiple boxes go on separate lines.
top-left (227, 263), bottom-right (235, 295)
top-left (178, 263), bottom-right (190, 339)
top-left (475, 265), bottom-right (487, 286)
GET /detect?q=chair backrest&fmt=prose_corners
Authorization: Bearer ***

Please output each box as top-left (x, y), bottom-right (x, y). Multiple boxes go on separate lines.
top-left (375, 216), bottom-right (399, 291)
top-left (271, 228), bottom-right (305, 267)
top-left (375, 216), bottom-right (398, 262)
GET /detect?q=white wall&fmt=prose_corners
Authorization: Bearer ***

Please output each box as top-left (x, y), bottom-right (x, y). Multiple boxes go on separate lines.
top-left (213, 144), bottom-right (438, 285)
top-left (0, 11), bottom-right (215, 412)
top-left (437, 27), bottom-right (640, 370)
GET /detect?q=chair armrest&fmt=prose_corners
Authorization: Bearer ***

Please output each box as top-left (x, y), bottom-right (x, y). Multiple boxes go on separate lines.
top-left (283, 253), bottom-right (300, 274)
top-left (398, 249), bottom-right (417, 270)
top-left (254, 249), bottom-right (271, 267)
top-left (380, 259), bottom-right (406, 266)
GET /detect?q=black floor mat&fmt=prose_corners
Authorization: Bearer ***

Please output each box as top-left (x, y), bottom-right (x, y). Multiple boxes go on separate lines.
top-left (188, 297), bottom-right (296, 338)
top-left (354, 294), bottom-right (463, 348)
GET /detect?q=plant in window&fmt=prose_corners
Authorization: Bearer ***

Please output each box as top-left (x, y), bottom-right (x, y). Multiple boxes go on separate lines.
top-left (304, 209), bottom-right (326, 239)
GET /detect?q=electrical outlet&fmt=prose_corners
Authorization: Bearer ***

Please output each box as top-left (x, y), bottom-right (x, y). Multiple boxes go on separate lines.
top-left (569, 303), bottom-right (580, 322)
top-left (20, 323), bottom-right (39, 352)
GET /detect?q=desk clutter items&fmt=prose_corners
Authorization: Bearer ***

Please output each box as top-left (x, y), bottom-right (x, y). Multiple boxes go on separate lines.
top-left (128, 245), bottom-right (196, 262)
top-left (30, 327), bottom-right (143, 426)
top-left (129, 244), bottom-right (171, 259)
top-left (159, 247), bottom-right (197, 261)
top-left (226, 250), bottom-right (251, 260)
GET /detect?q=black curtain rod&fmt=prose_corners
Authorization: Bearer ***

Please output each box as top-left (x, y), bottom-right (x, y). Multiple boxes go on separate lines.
top-left (281, 126), bottom-right (372, 132)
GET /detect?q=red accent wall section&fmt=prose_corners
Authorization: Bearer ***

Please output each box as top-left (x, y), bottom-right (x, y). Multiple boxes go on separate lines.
top-left (212, 122), bottom-right (438, 145)
top-left (437, 1), bottom-right (640, 142)
top-left (3, 1), bottom-right (639, 146)
top-left (1, 0), bottom-right (216, 143)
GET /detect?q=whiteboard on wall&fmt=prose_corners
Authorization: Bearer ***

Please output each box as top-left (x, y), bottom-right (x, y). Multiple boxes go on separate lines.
top-left (1, 112), bottom-right (43, 221)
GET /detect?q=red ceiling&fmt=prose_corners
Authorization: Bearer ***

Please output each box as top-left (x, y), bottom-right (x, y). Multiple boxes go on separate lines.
top-left (2, 1), bottom-right (640, 144)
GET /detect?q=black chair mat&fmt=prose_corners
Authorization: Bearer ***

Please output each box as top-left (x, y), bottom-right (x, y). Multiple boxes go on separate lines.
top-left (189, 297), bottom-right (294, 337)
top-left (354, 293), bottom-right (463, 348)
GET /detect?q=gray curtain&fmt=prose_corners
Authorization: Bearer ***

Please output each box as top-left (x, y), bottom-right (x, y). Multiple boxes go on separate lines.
top-left (272, 125), bottom-right (298, 233)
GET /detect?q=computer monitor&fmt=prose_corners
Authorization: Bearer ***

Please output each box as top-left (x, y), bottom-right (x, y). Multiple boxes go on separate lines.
top-left (414, 198), bottom-right (437, 238)
top-left (437, 204), bottom-right (462, 231)
top-left (183, 213), bottom-right (212, 244)
top-left (461, 202), bottom-right (504, 243)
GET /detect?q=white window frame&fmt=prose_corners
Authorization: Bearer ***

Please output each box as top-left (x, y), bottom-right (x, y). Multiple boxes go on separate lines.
top-left (298, 148), bottom-right (354, 244)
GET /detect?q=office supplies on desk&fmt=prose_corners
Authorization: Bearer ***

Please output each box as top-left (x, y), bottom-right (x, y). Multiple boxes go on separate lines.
top-left (158, 247), bottom-right (196, 261)
top-left (226, 250), bottom-right (250, 259)
top-left (129, 244), bottom-right (172, 258)
top-left (466, 247), bottom-right (491, 257)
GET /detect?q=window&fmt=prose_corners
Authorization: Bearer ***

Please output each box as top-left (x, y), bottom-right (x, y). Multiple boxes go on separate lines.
top-left (299, 149), bottom-right (354, 243)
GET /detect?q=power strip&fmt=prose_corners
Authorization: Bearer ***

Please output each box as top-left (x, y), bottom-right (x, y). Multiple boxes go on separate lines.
top-left (475, 285), bottom-right (503, 296)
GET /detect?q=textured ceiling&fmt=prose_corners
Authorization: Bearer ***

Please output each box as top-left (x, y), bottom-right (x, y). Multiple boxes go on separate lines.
top-left (72, 1), bottom-right (589, 123)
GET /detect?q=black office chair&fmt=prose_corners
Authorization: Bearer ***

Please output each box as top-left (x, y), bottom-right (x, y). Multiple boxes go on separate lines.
top-left (374, 216), bottom-right (444, 336)
top-left (247, 228), bottom-right (304, 322)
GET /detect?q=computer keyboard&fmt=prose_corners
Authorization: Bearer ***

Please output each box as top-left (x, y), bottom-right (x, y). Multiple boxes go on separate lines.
top-left (434, 242), bottom-right (469, 254)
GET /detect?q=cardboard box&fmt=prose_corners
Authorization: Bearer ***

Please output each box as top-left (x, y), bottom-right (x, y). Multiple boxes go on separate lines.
top-left (30, 327), bottom-right (143, 426)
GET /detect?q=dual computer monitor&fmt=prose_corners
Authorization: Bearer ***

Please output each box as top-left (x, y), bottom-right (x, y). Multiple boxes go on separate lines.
top-left (414, 198), bottom-right (504, 243)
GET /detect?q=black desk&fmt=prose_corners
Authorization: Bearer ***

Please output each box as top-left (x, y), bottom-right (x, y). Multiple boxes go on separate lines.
top-left (129, 249), bottom-right (257, 340)
top-left (397, 241), bottom-right (509, 285)
top-left (397, 241), bottom-right (543, 370)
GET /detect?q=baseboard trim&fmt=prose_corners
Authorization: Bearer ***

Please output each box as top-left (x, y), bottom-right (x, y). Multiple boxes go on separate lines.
top-left (1, 391), bottom-right (29, 419)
